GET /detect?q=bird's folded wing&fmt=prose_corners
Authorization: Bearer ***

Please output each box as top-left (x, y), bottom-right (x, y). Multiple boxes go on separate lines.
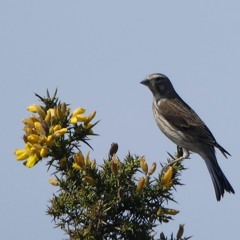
top-left (157, 98), bottom-right (217, 145)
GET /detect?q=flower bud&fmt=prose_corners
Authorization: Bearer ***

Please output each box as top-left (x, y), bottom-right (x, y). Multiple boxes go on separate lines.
top-left (136, 177), bottom-right (145, 192)
top-left (111, 159), bottom-right (118, 175)
top-left (83, 176), bottom-right (95, 185)
top-left (108, 142), bottom-right (118, 158)
top-left (139, 158), bottom-right (148, 174)
top-left (164, 208), bottom-right (179, 215)
top-left (84, 151), bottom-right (91, 166)
top-left (149, 162), bottom-right (157, 175)
top-left (162, 166), bottom-right (173, 188)
top-left (60, 157), bottom-right (67, 169)
top-left (56, 106), bottom-right (64, 120)
top-left (157, 207), bottom-right (163, 216)
top-left (60, 102), bottom-right (67, 115)
top-left (91, 159), bottom-right (96, 169)
top-left (176, 224), bottom-right (184, 240)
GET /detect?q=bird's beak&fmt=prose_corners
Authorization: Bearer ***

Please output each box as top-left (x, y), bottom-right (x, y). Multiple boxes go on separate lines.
top-left (140, 79), bottom-right (150, 86)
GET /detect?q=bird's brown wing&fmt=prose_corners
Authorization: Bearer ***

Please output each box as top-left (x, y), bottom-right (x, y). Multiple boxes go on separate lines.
top-left (157, 98), bottom-right (217, 145)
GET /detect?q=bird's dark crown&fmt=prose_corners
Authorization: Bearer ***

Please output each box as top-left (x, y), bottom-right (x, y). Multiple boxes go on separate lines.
top-left (141, 73), bottom-right (177, 100)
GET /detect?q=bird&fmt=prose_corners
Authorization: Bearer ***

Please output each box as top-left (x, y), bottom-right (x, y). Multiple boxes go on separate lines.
top-left (141, 73), bottom-right (234, 201)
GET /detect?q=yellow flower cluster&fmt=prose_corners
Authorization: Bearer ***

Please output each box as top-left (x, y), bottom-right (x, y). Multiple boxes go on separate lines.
top-left (69, 108), bottom-right (96, 129)
top-left (139, 157), bottom-right (157, 175)
top-left (14, 103), bottom-right (68, 168)
top-left (14, 103), bottom-right (96, 168)
top-left (73, 151), bottom-right (96, 170)
top-left (73, 151), bottom-right (96, 185)
top-left (136, 158), bottom-right (158, 193)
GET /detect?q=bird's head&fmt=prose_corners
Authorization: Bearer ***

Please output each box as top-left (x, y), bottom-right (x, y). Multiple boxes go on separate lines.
top-left (141, 73), bottom-right (176, 100)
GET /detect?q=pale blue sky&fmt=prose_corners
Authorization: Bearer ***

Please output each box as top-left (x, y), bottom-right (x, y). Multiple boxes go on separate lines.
top-left (1, 1), bottom-right (239, 239)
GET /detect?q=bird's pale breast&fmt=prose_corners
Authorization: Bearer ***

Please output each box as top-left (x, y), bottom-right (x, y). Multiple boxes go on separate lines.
top-left (152, 99), bottom-right (200, 152)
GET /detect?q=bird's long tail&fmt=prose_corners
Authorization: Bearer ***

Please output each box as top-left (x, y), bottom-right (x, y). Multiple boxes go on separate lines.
top-left (200, 151), bottom-right (234, 201)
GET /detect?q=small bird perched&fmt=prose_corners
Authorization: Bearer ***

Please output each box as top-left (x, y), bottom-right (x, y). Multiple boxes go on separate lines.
top-left (141, 73), bottom-right (234, 201)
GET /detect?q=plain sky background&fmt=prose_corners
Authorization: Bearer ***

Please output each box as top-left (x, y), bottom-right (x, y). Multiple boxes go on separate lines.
top-left (1, 1), bottom-right (239, 239)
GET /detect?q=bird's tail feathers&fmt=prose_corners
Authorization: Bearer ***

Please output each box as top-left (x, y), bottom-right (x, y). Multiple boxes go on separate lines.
top-left (201, 152), bottom-right (234, 201)
top-left (215, 143), bottom-right (231, 158)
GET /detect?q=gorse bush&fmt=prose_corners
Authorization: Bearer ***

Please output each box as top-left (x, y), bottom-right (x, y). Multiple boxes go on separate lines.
top-left (14, 90), bottom-right (191, 240)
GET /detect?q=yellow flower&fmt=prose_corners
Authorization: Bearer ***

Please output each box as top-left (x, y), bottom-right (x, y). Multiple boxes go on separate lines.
top-left (15, 141), bottom-right (44, 168)
top-left (25, 152), bottom-right (39, 168)
top-left (52, 128), bottom-right (67, 138)
top-left (27, 104), bottom-right (38, 112)
top-left (27, 104), bottom-right (46, 119)
top-left (53, 124), bottom-right (62, 132)
top-left (48, 108), bottom-right (57, 119)
top-left (27, 134), bottom-right (40, 143)
top-left (14, 148), bottom-right (29, 160)
top-left (48, 178), bottom-right (59, 186)
top-left (46, 107), bottom-right (67, 122)
top-left (84, 111), bottom-right (96, 126)
top-left (73, 163), bottom-right (81, 170)
top-left (14, 142), bottom-right (33, 160)
top-left (46, 135), bottom-right (53, 144)
top-left (70, 108), bottom-right (86, 124)
top-left (30, 115), bottom-right (40, 123)
top-left (22, 118), bottom-right (35, 127)
top-left (69, 116), bottom-right (78, 124)
top-left (34, 122), bottom-right (46, 136)
top-left (73, 151), bottom-right (95, 170)
top-left (73, 152), bottom-right (85, 170)
top-left (53, 103), bottom-right (69, 120)
top-left (72, 107), bottom-right (86, 115)
top-left (44, 110), bottom-right (51, 123)
top-left (76, 115), bottom-right (87, 122)
top-left (40, 146), bottom-right (49, 157)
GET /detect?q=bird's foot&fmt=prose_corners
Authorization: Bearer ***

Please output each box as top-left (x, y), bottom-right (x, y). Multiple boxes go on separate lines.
top-left (164, 147), bottom-right (189, 169)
